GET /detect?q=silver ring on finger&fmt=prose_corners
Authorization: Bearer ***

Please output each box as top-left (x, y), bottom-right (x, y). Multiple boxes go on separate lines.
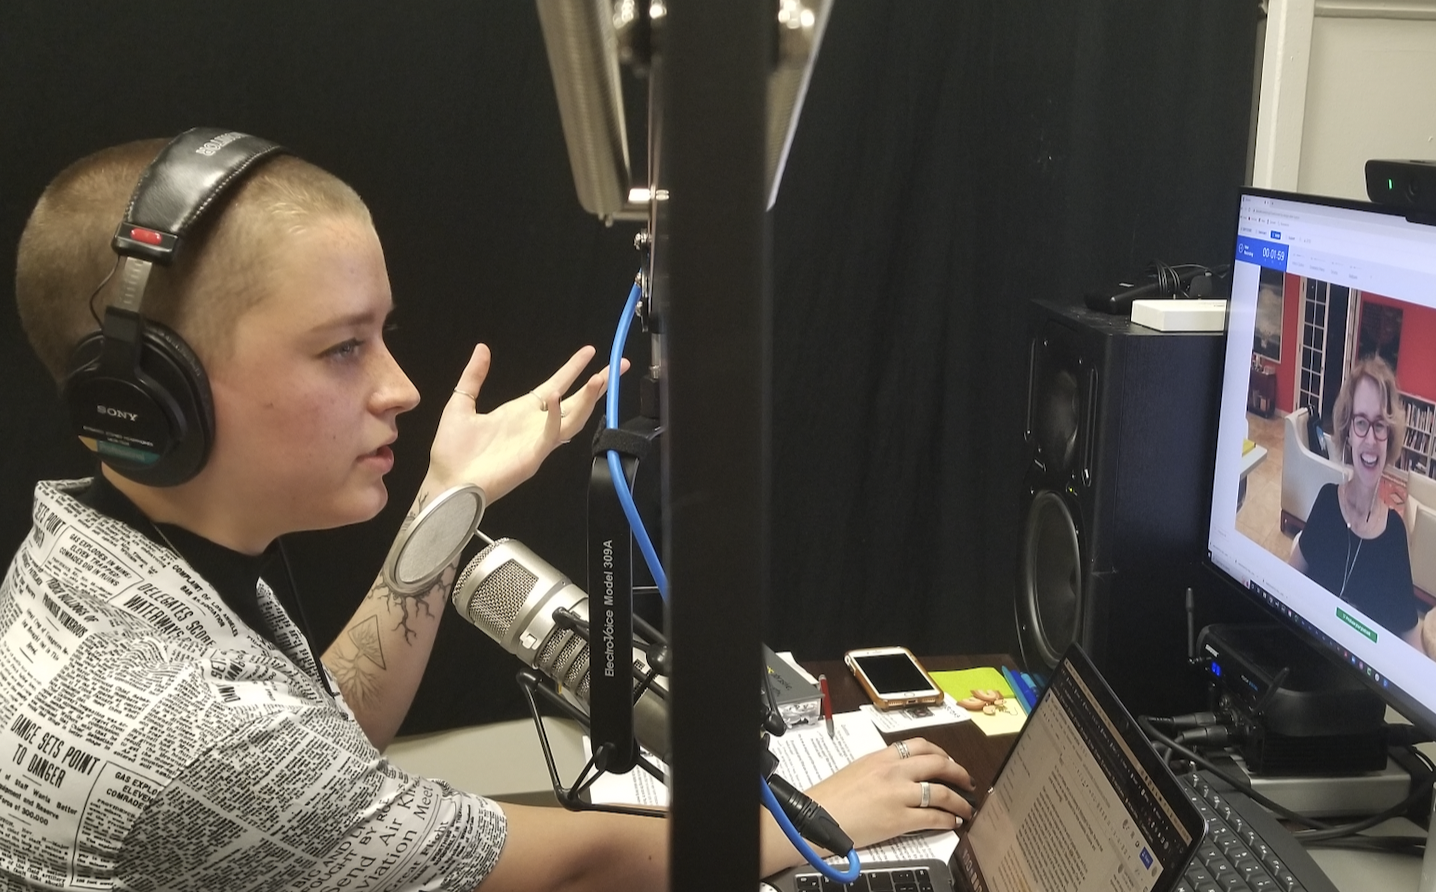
top-left (894, 740), bottom-right (911, 759)
top-left (919, 781), bottom-right (931, 809)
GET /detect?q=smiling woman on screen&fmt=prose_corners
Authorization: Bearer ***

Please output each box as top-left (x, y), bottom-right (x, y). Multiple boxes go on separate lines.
top-left (1288, 356), bottom-right (1424, 652)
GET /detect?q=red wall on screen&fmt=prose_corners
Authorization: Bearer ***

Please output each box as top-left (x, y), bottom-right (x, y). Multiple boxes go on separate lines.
top-left (1360, 292), bottom-right (1436, 401)
top-left (1272, 272), bottom-right (1302, 413)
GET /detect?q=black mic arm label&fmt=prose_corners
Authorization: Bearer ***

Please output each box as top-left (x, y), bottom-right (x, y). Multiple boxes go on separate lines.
top-left (588, 454), bottom-right (637, 773)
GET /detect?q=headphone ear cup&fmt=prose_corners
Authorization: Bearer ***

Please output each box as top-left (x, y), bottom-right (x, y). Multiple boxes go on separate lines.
top-left (63, 321), bottom-right (214, 487)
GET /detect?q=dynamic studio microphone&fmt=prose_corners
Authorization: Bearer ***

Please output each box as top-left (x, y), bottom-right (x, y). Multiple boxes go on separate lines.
top-left (452, 537), bottom-right (855, 859)
top-left (450, 537), bottom-right (670, 765)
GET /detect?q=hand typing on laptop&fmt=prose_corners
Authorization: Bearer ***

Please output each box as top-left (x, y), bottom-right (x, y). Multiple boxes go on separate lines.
top-left (785, 735), bottom-right (977, 852)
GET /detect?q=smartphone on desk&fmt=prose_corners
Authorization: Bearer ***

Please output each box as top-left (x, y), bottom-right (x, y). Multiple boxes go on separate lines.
top-left (844, 646), bottom-right (944, 710)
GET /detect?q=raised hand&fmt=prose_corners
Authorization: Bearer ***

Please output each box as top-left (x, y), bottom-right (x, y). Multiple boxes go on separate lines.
top-left (427, 344), bottom-right (626, 502)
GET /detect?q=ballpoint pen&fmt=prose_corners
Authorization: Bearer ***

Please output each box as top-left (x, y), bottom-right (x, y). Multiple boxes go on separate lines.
top-left (819, 673), bottom-right (834, 738)
top-left (1015, 671), bottom-right (1042, 709)
top-left (1001, 666), bottom-right (1035, 714)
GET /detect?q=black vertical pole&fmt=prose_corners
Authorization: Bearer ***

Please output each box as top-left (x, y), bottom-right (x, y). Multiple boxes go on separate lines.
top-left (660, 0), bottom-right (770, 888)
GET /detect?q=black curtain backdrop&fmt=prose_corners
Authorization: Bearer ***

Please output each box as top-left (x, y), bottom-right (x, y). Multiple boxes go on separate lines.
top-left (0, 1), bottom-right (1257, 734)
top-left (765, 1), bottom-right (1257, 662)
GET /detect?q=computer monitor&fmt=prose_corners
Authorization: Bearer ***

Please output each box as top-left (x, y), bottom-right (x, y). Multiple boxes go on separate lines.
top-left (1207, 187), bottom-right (1436, 737)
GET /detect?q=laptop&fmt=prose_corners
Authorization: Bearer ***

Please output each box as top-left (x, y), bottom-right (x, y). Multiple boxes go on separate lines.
top-left (765, 645), bottom-right (1205, 892)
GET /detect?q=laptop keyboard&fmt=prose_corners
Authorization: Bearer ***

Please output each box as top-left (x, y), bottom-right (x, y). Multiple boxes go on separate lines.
top-left (788, 864), bottom-right (943, 892)
top-left (781, 771), bottom-right (1337, 892)
top-left (1177, 772), bottom-right (1339, 892)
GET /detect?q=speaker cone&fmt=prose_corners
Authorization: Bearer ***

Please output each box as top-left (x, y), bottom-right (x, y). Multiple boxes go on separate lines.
top-left (1030, 335), bottom-right (1081, 478)
top-left (1017, 490), bottom-right (1082, 670)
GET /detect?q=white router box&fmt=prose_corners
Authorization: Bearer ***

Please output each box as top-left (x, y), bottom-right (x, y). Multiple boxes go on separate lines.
top-left (1130, 298), bottom-right (1227, 332)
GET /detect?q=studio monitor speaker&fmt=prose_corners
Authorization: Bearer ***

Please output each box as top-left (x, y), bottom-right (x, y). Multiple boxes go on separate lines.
top-left (1018, 299), bottom-right (1226, 718)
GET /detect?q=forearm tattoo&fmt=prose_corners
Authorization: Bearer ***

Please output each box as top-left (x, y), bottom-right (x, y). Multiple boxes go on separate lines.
top-left (328, 641), bottom-right (383, 709)
top-left (347, 615), bottom-right (387, 669)
top-left (369, 491), bottom-right (450, 645)
top-left (327, 494), bottom-right (460, 711)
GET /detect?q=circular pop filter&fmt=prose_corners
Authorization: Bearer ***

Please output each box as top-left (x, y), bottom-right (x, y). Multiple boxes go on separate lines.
top-left (381, 483), bottom-right (487, 594)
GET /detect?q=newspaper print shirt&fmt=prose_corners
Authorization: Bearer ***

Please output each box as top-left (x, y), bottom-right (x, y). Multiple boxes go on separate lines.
top-left (0, 480), bottom-right (507, 891)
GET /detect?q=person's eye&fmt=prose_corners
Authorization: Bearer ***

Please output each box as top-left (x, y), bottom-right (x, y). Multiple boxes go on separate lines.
top-left (324, 338), bottom-right (364, 360)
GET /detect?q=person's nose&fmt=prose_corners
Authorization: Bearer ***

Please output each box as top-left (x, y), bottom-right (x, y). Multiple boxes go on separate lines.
top-left (371, 343), bottom-right (420, 415)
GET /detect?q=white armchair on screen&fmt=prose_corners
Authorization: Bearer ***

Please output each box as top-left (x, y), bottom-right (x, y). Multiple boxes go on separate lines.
top-left (1404, 471), bottom-right (1436, 602)
top-left (1280, 407), bottom-right (1349, 535)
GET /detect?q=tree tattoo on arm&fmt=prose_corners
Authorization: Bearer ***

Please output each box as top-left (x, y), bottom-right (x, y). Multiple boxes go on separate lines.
top-left (328, 625), bottom-right (384, 710)
top-left (370, 560), bottom-right (458, 646)
top-left (327, 492), bottom-right (462, 711)
top-left (327, 563), bottom-right (460, 712)
top-left (348, 615), bottom-right (387, 670)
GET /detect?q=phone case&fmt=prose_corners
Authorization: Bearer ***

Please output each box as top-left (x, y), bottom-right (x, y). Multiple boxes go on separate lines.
top-left (844, 647), bottom-right (944, 710)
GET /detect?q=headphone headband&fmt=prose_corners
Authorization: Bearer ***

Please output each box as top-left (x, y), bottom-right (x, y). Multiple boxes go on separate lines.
top-left (112, 128), bottom-right (289, 266)
top-left (64, 127), bottom-right (291, 487)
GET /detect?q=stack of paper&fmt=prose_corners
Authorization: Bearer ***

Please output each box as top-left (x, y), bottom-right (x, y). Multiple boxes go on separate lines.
top-left (585, 713), bottom-right (958, 865)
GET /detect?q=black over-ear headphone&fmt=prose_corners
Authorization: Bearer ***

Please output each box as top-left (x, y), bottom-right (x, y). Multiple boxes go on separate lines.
top-left (63, 128), bottom-right (289, 487)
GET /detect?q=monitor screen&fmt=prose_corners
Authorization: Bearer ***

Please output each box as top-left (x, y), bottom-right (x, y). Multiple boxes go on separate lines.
top-left (1208, 188), bottom-right (1436, 734)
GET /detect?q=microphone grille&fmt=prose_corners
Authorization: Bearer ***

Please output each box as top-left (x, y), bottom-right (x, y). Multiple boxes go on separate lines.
top-left (455, 545), bottom-right (536, 638)
top-left (536, 624), bottom-right (591, 702)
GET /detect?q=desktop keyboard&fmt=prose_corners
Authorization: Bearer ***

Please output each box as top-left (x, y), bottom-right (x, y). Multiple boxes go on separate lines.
top-left (1177, 771), bottom-right (1339, 892)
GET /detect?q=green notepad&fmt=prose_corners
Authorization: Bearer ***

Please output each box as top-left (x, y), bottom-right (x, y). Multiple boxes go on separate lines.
top-left (932, 667), bottom-right (1026, 735)
top-left (930, 667), bottom-right (1014, 701)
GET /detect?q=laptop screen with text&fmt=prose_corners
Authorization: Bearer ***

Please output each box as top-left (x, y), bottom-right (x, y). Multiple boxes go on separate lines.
top-left (957, 647), bottom-right (1203, 892)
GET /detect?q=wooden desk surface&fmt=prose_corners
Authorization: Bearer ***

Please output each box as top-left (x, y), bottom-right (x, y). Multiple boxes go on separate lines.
top-left (805, 654), bottom-right (1021, 791)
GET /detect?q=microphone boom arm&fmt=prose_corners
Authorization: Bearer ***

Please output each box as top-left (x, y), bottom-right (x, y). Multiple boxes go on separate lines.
top-left (586, 416), bottom-right (664, 774)
top-left (517, 667), bottom-right (667, 818)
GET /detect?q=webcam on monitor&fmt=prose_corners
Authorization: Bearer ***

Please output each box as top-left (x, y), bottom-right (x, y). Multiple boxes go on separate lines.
top-left (1366, 159), bottom-right (1436, 220)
